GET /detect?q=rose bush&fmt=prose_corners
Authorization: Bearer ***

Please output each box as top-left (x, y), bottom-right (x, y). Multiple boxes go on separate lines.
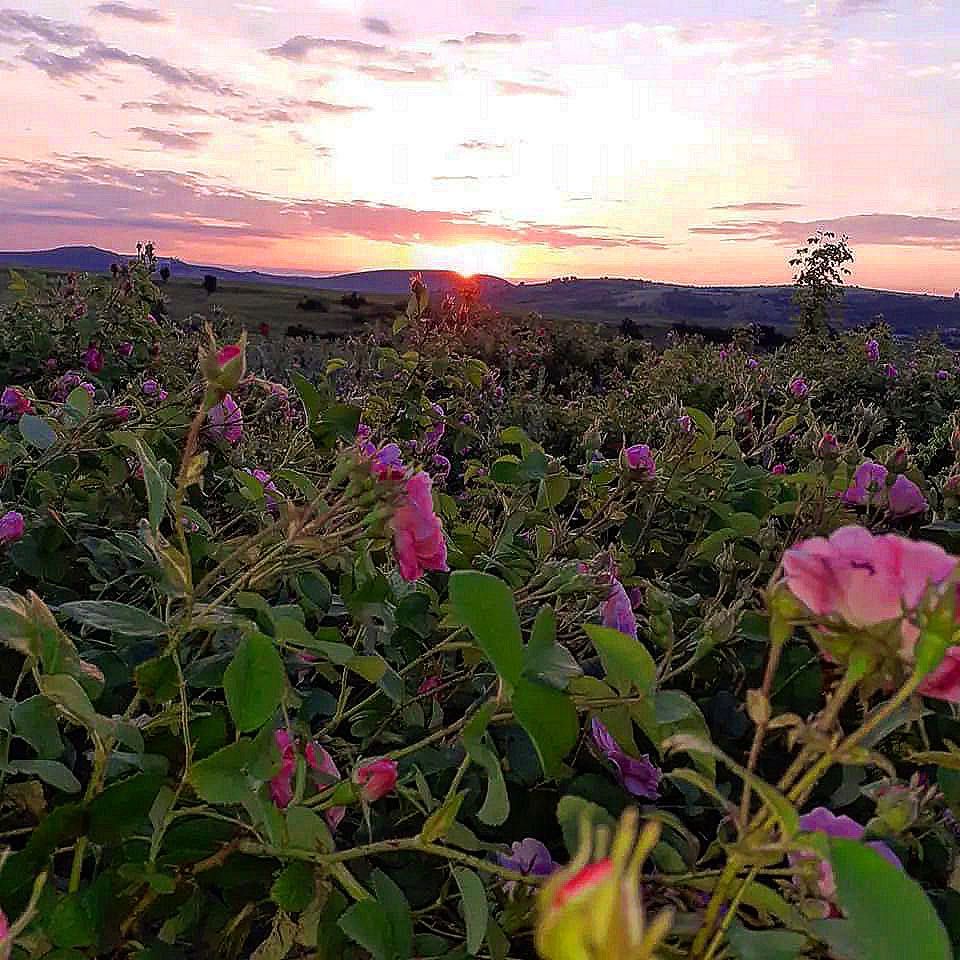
top-left (2, 251), bottom-right (960, 958)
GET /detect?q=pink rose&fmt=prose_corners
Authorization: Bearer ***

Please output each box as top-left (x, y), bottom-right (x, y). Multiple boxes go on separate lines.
top-left (269, 729), bottom-right (297, 809)
top-left (305, 742), bottom-right (345, 830)
top-left (888, 475), bottom-right (928, 518)
top-left (392, 471), bottom-right (448, 581)
top-left (622, 444), bottom-right (656, 479)
top-left (918, 648), bottom-right (960, 702)
top-left (772, 463), bottom-right (787, 475)
top-left (82, 345), bottom-right (103, 373)
top-left (353, 758), bottom-right (398, 802)
top-left (0, 511), bottom-right (25, 546)
top-left (118, 341), bottom-right (134, 358)
top-left (602, 578), bottom-right (637, 639)
top-left (551, 859), bottom-right (613, 910)
top-left (1, 386), bottom-right (32, 419)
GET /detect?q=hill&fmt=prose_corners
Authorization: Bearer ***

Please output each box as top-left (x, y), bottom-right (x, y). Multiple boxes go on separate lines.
top-left (2, 246), bottom-right (958, 336)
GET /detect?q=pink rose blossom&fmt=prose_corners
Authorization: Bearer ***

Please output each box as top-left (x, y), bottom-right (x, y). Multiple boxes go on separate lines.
top-left (0, 510), bottom-right (25, 546)
top-left (866, 338), bottom-right (880, 362)
top-left (888, 475), bottom-right (928, 517)
top-left (1, 386), bottom-right (31, 419)
top-left (269, 729), bottom-right (297, 809)
top-left (206, 394), bottom-right (243, 444)
top-left (142, 379), bottom-right (161, 397)
top-left (82, 345), bottom-right (103, 373)
top-left (772, 463), bottom-right (787, 475)
top-left (118, 341), bottom-right (134, 358)
top-left (841, 461), bottom-right (888, 507)
top-left (622, 444), bottom-right (656, 479)
top-left (113, 406), bottom-right (132, 422)
top-left (788, 377), bottom-right (810, 399)
top-left (353, 758), bottom-right (398, 802)
top-left (603, 578), bottom-right (637, 639)
top-left (590, 718), bottom-right (661, 799)
top-left (305, 742), bottom-right (345, 830)
top-left (392, 471), bottom-right (448, 581)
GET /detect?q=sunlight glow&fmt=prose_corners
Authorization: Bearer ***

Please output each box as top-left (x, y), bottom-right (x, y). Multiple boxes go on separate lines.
top-left (414, 243), bottom-right (514, 278)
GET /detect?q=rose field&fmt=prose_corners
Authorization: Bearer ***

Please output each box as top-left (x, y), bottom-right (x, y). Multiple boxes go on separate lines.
top-left (5, 246), bottom-right (960, 960)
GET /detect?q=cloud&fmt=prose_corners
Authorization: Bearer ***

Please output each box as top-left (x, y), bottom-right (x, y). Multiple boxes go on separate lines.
top-left (496, 79), bottom-right (566, 97)
top-left (122, 99), bottom-right (212, 116)
top-left (129, 127), bottom-right (212, 150)
top-left (0, 156), bottom-right (668, 251)
top-left (446, 32), bottom-right (525, 46)
top-left (362, 17), bottom-right (393, 35)
top-left (690, 213), bottom-right (960, 250)
top-left (265, 35), bottom-right (385, 61)
top-left (92, 2), bottom-right (169, 23)
top-left (806, 0), bottom-right (890, 14)
top-left (0, 8), bottom-right (95, 47)
top-left (460, 140), bottom-right (507, 151)
top-left (20, 39), bottom-right (240, 95)
top-left (358, 64), bottom-right (444, 82)
top-left (711, 202), bottom-right (804, 211)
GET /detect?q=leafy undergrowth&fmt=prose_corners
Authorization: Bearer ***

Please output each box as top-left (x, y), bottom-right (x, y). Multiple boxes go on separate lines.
top-left (2, 249), bottom-right (960, 959)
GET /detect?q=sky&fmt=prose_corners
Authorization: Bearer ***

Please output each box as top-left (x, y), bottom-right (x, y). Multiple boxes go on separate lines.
top-left (0, 1), bottom-right (958, 292)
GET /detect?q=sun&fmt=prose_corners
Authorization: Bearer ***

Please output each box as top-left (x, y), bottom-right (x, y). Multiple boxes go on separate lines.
top-left (415, 243), bottom-right (513, 278)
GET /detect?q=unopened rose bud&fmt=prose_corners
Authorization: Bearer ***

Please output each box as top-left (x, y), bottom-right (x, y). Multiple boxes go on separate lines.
top-left (817, 433), bottom-right (840, 460)
top-left (353, 758), bottom-right (398, 802)
top-left (886, 446), bottom-right (909, 474)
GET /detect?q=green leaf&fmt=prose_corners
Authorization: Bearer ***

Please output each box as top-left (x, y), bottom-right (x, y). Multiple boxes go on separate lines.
top-left (88, 773), bottom-right (165, 843)
top-left (727, 923), bottom-right (808, 960)
top-left (111, 432), bottom-right (168, 535)
top-left (291, 372), bottom-right (324, 425)
top-left (827, 837), bottom-right (951, 960)
top-left (338, 901), bottom-right (393, 960)
top-left (421, 792), bottom-right (465, 843)
top-left (511, 678), bottom-right (578, 778)
top-left (9, 759), bottom-right (80, 793)
top-left (19, 414), bottom-right (57, 450)
top-left (223, 633), bottom-right (285, 732)
top-left (584, 624), bottom-right (656, 696)
top-left (449, 572), bottom-right (523, 687)
top-left (371, 870), bottom-right (413, 960)
top-left (48, 894), bottom-right (96, 949)
top-left (12, 695), bottom-right (64, 758)
top-left (463, 704), bottom-right (509, 826)
top-left (59, 601), bottom-right (167, 638)
top-left (271, 861), bottom-right (315, 912)
top-left (453, 868), bottom-right (489, 956)
top-left (65, 386), bottom-right (92, 418)
top-left (189, 739), bottom-right (254, 803)
top-left (556, 795), bottom-right (616, 857)
top-left (284, 806), bottom-right (334, 853)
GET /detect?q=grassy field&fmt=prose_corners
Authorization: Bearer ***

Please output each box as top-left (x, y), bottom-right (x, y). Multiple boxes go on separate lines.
top-left (0, 269), bottom-right (403, 338)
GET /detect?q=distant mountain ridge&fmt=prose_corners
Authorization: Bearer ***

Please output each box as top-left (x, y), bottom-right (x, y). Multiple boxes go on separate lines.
top-left (0, 246), bottom-right (511, 297)
top-left (2, 245), bottom-right (958, 335)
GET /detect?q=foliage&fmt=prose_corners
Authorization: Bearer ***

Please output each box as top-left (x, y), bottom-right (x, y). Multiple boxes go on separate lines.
top-left (2, 248), bottom-right (960, 959)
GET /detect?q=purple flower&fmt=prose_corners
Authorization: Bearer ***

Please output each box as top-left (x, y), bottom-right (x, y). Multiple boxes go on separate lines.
top-left (206, 394), bottom-right (243, 444)
top-left (677, 414), bottom-right (693, 433)
top-left (82, 346), bottom-right (103, 374)
top-left (142, 379), bottom-right (161, 397)
top-left (79, 382), bottom-right (96, 399)
top-left (118, 341), bottom-right (134, 358)
top-left (866, 338), bottom-right (880, 362)
top-left (603, 579), bottom-right (637, 639)
top-left (772, 463), bottom-right (787, 475)
top-left (590, 718), bottom-right (661, 800)
top-left (841, 461), bottom-right (888, 507)
top-left (0, 510), bottom-right (25, 546)
top-left (937, 370), bottom-right (950, 381)
top-left (884, 363), bottom-right (898, 379)
top-left (888, 474), bottom-right (928, 518)
top-left (788, 377), bottom-right (809, 399)
top-left (496, 838), bottom-right (558, 879)
top-left (245, 468), bottom-right (281, 513)
top-left (793, 807), bottom-right (902, 899)
top-left (1, 386), bottom-right (32, 419)
top-left (719, 349), bottom-right (729, 361)
top-left (746, 357), bottom-right (759, 370)
top-left (622, 444), bottom-right (656, 480)
top-left (422, 403), bottom-right (446, 450)
top-left (432, 454), bottom-right (452, 481)
top-left (113, 406), bottom-right (132, 422)
top-left (357, 423), bottom-right (373, 444)
top-left (369, 442), bottom-right (405, 480)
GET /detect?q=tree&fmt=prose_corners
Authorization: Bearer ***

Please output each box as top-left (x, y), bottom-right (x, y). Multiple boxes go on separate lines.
top-left (789, 231), bottom-right (854, 337)
top-left (159, 266), bottom-right (170, 283)
top-left (202, 274), bottom-right (218, 295)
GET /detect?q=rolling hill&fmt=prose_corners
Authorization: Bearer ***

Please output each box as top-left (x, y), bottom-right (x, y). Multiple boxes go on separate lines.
top-left (2, 245), bottom-right (958, 336)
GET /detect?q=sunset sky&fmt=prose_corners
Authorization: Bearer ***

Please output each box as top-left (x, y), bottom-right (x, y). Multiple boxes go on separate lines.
top-left (1, 1), bottom-right (958, 291)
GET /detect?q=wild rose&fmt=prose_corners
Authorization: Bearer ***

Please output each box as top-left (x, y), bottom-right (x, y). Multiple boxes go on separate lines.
top-left (917, 648), bottom-right (960, 702)
top-left (841, 461), bottom-right (888, 507)
top-left (746, 357), bottom-right (759, 370)
top-left (937, 370), bottom-right (950, 381)
top-left (888, 475), bottom-right (928, 518)
top-left (866, 338), bottom-right (881, 362)
top-left (270, 729), bottom-right (297, 809)
top-left (677, 414), bottom-right (693, 433)
top-left (497, 838), bottom-right (559, 892)
top-left (0, 510), bottom-right (25, 546)
top-left (719, 348), bottom-right (729, 360)
top-left (305, 742), bottom-right (346, 830)
top-left (113, 405), bottom-right (132, 422)
top-left (392, 471), bottom-right (448, 581)
top-left (817, 433), bottom-right (840, 460)
top-left (422, 403), bottom-right (446, 450)
top-left (118, 341), bottom-right (134, 358)
top-left (417, 675), bottom-right (443, 697)
top-left (772, 463), bottom-right (787, 475)
top-left (44, 357), bottom-right (58, 370)
top-left (793, 807), bottom-right (901, 900)
top-left (622, 444), bottom-right (656, 480)
top-left (369, 443), bottom-right (405, 481)
top-left (353, 758), bottom-right (398, 802)
top-left (603, 579), bottom-right (637, 639)
top-left (142, 379), bottom-right (162, 397)
top-left (245, 468), bottom-right (280, 513)
top-left (590, 718), bottom-right (661, 799)
top-left (432, 454), bottom-right (452, 481)
top-left (200, 333), bottom-right (246, 396)
top-left (79, 382), bottom-right (96, 400)
top-left (82, 345), bottom-right (103, 373)
top-left (781, 526), bottom-right (956, 632)
top-left (206, 394), bottom-right (243, 444)
top-left (788, 377), bottom-right (810, 399)
top-left (1, 386), bottom-right (31, 419)
top-left (885, 363), bottom-right (898, 379)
